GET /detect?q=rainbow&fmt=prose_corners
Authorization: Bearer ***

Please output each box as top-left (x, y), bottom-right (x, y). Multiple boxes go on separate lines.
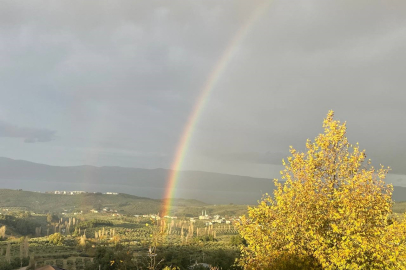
top-left (161, 1), bottom-right (273, 217)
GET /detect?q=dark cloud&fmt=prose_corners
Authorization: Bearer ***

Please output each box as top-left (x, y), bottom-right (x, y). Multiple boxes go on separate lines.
top-left (0, 121), bottom-right (56, 143)
top-left (0, 0), bottom-right (405, 180)
top-left (203, 151), bottom-right (287, 165)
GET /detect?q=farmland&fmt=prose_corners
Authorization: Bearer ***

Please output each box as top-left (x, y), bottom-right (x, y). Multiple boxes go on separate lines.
top-left (1, 189), bottom-right (406, 269)
top-left (0, 191), bottom-right (246, 270)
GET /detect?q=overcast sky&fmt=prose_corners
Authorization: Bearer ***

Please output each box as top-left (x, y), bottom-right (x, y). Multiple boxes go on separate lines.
top-left (1, 0), bottom-right (406, 181)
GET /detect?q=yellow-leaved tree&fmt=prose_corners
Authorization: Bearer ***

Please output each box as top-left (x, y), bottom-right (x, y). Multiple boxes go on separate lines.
top-left (237, 111), bottom-right (406, 270)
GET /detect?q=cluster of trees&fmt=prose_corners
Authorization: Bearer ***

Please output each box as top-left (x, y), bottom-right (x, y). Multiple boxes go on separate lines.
top-left (237, 111), bottom-right (406, 269)
top-left (48, 233), bottom-right (65, 245)
top-left (87, 246), bottom-right (135, 270)
top-left (0, 256), bottom-right (29, 270)
top-left (0, 214), bottom-right (40, 236)
top-left (0, 237), bottom-right (30, 270)
top-left (78, 219), bottom-right (113, 229)
top-left (84, 246), bottom-right (239, 270)
top-left (229, 235), bottom-right (245, 247)
top-left (46, 213), bottom-right (59, 224)
top-left (158, 247), bottom-right (239, 270)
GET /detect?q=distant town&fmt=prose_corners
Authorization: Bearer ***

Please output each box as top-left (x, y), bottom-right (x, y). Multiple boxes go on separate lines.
top-left (1, 189), bottom-right (241, 226)
top-left (46, 190), bottom-right (118, 195)
top-left (134, 210), bottom-right (236, 227)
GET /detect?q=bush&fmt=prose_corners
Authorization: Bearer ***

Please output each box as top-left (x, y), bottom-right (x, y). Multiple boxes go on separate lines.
top-left (22, 257), bottom-right (30, 266)
top-left (10, 257), bottom-right (21, 269)
top-left (55, 259), bottom-right (64, 268)
top-left (48, 233), bottom-right (64, 245)
top-left (77, 220), bottom-right (113, 229)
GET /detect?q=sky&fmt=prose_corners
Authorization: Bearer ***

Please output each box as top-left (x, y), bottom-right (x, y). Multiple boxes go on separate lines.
top-left (1, 0), bottom-right (406, 182)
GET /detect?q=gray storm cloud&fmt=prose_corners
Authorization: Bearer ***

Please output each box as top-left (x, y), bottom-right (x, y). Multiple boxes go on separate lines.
top-left (0, 0), bottom-right (405, 179)
top-left (0, 121), bottom-right (56, 143)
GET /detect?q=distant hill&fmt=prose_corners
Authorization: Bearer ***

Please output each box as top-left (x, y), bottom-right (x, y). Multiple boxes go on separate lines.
top-left (392, 185), bottom-right (406, 203)
top-left (0, 189), bottom-right (207, 215)
top-left (0, 157), bottom-right (274, 204)
top-left (0, 157), bottom-right (406, 205)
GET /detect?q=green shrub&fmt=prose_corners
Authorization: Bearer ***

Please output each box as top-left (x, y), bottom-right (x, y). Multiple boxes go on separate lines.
top-left (36, 261), bottom-right (44, 268)
top-left (56, 259), bottom-right (64, 268)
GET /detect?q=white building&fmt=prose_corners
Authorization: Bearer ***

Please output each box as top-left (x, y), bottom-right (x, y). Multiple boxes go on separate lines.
top-left (199, 210), bottom-right (210, 220)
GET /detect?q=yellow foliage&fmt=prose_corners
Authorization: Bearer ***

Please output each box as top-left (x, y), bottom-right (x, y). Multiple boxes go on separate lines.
top-left (110, 235), bottom-right (120, 245)
top-left (237, 111), bottom-right (406, 269)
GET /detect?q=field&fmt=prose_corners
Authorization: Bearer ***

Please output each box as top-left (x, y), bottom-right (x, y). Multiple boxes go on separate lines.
top-left (0, 214), bottom-right (242, 269)
top-left (0, 191), bottom-right (246, 270)
top-left (1, 189), bottom-right (406, 270)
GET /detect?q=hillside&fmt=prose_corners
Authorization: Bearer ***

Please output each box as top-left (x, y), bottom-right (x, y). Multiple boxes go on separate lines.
top-left (0, 157), bottom-right (275, 204)
top-left (0, 189), bottom-right (208, 215)
top-left (1, 157), bottom-right (406, 205)
top-left (0, 187), bottom-right (405, 218)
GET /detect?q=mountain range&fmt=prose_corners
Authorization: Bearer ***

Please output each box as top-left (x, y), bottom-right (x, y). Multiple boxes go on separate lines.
top-left (0, 157), bottom-right (405, 205)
